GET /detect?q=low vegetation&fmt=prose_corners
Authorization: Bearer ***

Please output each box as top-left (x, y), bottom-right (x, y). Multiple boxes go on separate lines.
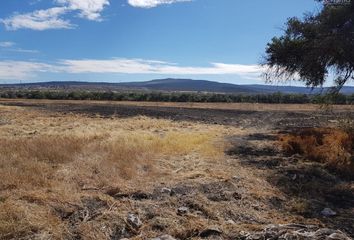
top-left (0, 89), bottom-right (353, 104)
top-left (279, 127), bottom-right (354, 178)
top-left (0, 105), bottom-right (231, 239)
top-left (0, 101), bottom-right (353, 239)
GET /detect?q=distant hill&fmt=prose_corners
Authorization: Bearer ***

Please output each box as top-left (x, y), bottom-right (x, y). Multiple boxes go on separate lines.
top-left (118, 78), bottom-right (255, 93)
top-left (1, 78), bottom-right (354, 94)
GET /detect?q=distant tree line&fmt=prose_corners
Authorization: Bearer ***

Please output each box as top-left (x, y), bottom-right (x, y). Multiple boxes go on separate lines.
top-left (0, 90), bottom-right (353, 104)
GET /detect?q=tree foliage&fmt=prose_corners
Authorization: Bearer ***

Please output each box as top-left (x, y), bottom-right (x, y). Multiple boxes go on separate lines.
top-left (264, 0), bottom-right (354, 92)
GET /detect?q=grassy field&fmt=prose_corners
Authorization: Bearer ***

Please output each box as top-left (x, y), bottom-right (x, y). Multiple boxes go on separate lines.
top-left (0, 100), bottom-right (353, 239)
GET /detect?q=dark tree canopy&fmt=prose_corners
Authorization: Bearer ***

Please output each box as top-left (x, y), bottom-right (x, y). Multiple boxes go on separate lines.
top-left (264, 0), bottom-right (354, 92)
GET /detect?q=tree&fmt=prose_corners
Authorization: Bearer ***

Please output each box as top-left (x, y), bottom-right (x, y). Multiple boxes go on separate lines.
top-left (263, 0), bottom-right (354, 93)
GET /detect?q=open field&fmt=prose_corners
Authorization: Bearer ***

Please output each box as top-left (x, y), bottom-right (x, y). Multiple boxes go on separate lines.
top-left (0, 99), bottom-right (353, 239)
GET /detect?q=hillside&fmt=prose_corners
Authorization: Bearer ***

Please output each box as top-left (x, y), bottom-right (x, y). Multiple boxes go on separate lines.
top-left (1, 78), bottom-right (354, 94)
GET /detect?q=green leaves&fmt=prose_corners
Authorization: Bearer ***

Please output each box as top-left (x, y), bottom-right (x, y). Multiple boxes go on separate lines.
top-left (264, 1), bottom-right (354, 92)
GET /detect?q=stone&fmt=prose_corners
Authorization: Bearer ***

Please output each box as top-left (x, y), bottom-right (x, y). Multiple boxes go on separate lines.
top-left (126, 213), bottom-right (142, 230)
top-left (240, 224), bottom-right (351, 240)
top-left (161, 187), bottom-right (172, 194)
top-left (150, 235), bottom-right (176, 240)
top-left (328, 232), bottom-right (351, 239)
top-left (321, 208), bottom-right (337, 217)
top-left (177, 207), bottom-right (189, 215)
top-left (199, 227), bottom-right (223, 238)
top-left (226, 219), bottom-right (236, 225)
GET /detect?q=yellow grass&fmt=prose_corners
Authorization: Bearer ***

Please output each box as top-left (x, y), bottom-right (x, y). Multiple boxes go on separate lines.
top-left (279, 128), bottom-right (354, 178)
top-left (1, 101), bottom-right (336, 239)
top-left (0, 104), bottom-right (237, 239)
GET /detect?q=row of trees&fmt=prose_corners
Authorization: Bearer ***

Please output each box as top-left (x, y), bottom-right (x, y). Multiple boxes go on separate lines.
top-left (0, 90), bottom-right (353, 104)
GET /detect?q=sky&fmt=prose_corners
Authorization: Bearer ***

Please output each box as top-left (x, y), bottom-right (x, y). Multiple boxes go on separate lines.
top-left (0, 0), bottom-right (326, 85)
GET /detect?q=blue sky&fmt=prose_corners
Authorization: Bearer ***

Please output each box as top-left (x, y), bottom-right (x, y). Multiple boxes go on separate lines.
top-left (0, 0), bottom-right (327, 85)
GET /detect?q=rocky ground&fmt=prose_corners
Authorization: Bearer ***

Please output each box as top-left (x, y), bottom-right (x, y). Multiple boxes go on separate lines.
top-left (0, 100), bottom-right (353, 240)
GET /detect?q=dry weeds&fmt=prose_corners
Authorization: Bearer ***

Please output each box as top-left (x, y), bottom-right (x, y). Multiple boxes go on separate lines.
top-left (0, 104), bottom-right (240, 239)
top-left (279, 128), bottom-right (354, 178)
top-left (1, 102), bottom-right (352, 239)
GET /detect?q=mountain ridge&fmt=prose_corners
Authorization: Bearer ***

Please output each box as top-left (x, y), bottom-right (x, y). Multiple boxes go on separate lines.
top-left (1, 78), bottom-right (354, 94)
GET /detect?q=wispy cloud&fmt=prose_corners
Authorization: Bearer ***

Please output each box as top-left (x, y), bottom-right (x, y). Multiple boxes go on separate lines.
top-left (60, 59), bottom-right (263, 79)
top-left (0, 58), bottom-right (264, 80)
top-left (1, 0), bottom-right (109, 31)
top-left (1, 7), bottom-right (73, 31)
top-left (0, 61), bottom-right (54, 80)
top-left (1, 0), bottom-right (191, 31)
top-left (0, 42), bottom-right (15, 47)
top-left (56, 0), bottom-right (110, 21)
top-left (127, 0), bottom-right (192, 8)
top-left (8, 48), bottom-right (40, 54)
top-left (0, 41), bottom-right (39, 54)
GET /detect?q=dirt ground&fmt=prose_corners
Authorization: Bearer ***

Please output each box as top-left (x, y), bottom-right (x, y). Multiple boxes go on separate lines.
top-left (0, 99), bottom-right (353, 240)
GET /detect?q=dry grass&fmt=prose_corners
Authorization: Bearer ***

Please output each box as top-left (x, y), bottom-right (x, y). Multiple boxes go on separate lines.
top-left (279, 128), bottom-right (354, 178)
top-left (2, 101), bottom-right (350, 239)
top-left (0, 104), bottom-right (237, 239)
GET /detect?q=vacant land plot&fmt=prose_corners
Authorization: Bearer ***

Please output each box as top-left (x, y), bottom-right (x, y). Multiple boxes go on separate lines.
top-left (0, 100), bottom-right (353, 239)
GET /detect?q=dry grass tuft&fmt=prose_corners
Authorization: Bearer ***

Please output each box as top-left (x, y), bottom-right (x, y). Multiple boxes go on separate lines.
top-left (279, 128), bottom-right (354, 178)
top-left (0, 199), bottom-right (65, 240)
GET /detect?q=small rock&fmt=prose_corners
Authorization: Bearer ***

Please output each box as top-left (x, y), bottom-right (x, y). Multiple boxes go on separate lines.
top-left (126, 213), bottom-right (142, 229)
top-left (177, 207), bottom-right (189, 215)
top-left (321, 208), bottom-right (337, 217)
top-left (241, 224), bottom-right (351, 240)
top-left (328, 232), bottom-right (351, 240)
top-left (232, 176), bottom-right (242, 181)
top-left (199, 227), bottom-right (223, 238)
top-left (161, 187), bottom-right (172, 194)
top-left (150, 235), bottom-right (176, 240)
top-left (226, 219), bottom-right (236, 225)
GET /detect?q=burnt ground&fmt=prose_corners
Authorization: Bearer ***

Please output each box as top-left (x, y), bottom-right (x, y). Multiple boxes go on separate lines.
top-left (1, 100), bottom-right (353, 130)
top-left (1, 100), bottom-right (353, 239)
top-left (227, 134), bottom-right (354, 237)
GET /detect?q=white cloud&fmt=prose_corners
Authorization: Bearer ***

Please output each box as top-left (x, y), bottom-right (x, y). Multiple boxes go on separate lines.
top-left (0, 61), bottom-right (54, 80)
top-left (0, 42), bottom-right (15, 47)
top-left (1, 0), bottom-right (109, 31)
top-left (1, 0), bottom-right (190, 31)
top-left (59, 59), bottom-right (263, 79)
top-left (0, 41), bottom-right (39, 54)
top-left (10, 48), bottom-right (40, 54)
top-left (1, 7), bottom-right (73, 31)
top-left (0, 58), bottom-right (264, 80)
top-left (128, 0), bottom-right (192, 8)
top-left (56, 0), bottom-right (110, 21)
